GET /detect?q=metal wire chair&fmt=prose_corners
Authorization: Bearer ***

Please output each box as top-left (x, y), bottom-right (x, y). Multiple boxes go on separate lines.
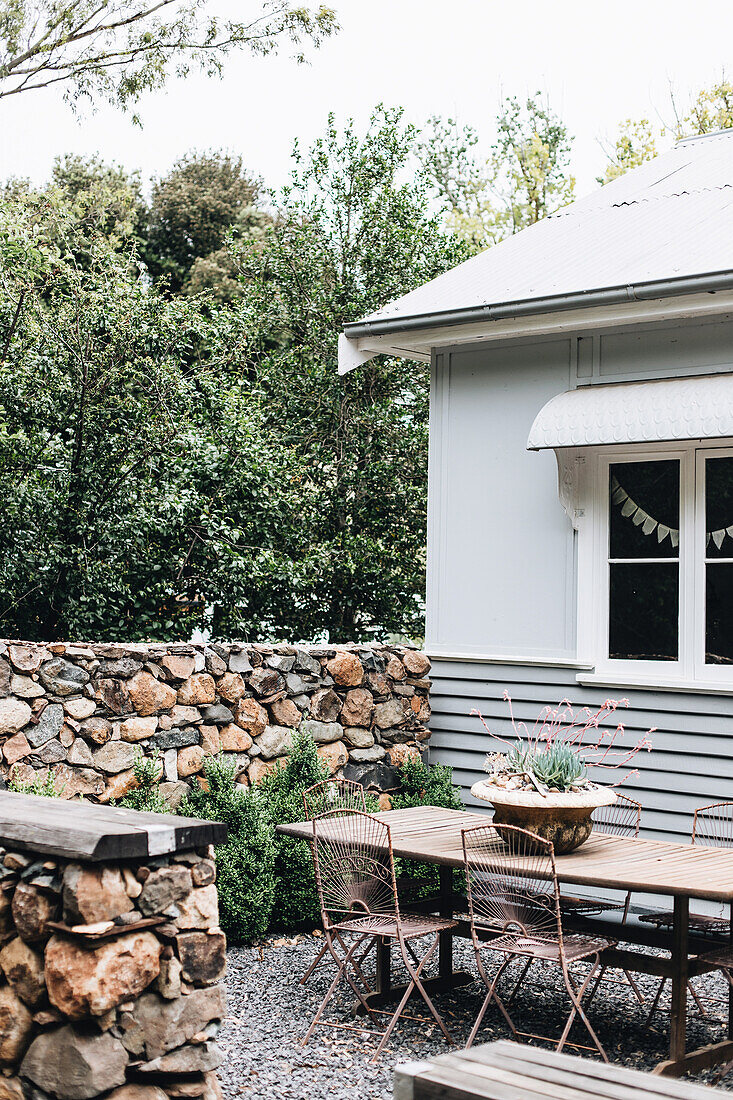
top-left (643, 801), bottom-right (733, 1026)
top-left (303, 777), bottom-right (368, 820)
top-left (507, 795), bottom-right (644, 1009)
top-left (303, 809), bottom-right (457, 1062)
top-left (300, 779), bottom-right (369, 988)
top-left (566, 794), bottom-right (645, 1007)
top-left (461, 823), bottom-right (616, 1060)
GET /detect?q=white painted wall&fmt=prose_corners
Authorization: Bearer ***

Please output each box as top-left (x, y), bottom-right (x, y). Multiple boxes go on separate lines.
top-left (426, 337), bottom-right (576, 658)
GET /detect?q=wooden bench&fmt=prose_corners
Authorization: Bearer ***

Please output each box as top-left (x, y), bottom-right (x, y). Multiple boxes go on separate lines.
top-left (393, 1040), bottom-right (730, 1099)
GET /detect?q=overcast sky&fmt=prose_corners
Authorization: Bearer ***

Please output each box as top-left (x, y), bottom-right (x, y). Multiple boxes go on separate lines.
top-left (1, 0), bottom-right (732, 198)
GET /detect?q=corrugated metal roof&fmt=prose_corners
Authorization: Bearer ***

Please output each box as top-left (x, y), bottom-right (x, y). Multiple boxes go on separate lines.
top-left (354, 130), bottom-right (733, 330)
top-left (526, 373), bottom-right (733, 450)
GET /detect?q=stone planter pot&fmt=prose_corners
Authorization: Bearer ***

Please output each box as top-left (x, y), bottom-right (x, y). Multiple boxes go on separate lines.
top-left (470, 780), bottom-right (617, 854)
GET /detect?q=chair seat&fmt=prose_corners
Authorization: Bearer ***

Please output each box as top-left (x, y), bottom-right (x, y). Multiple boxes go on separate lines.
top-left (639, 910), bottom-right (730, 935)
top-left (699, 945), bottom-right (733, 968)
top-left (334, 911), bottom-right (458, 940)
top-left (560, 893), bottom-right (626, 916)
top-left (481, 931), bottom-right (615, 963)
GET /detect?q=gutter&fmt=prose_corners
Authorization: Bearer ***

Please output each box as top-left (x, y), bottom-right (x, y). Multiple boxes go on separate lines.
top-left (342, 270), bottom-right (733, 340)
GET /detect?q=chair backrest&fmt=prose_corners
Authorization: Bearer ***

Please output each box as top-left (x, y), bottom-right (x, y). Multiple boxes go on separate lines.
top-left (461, 823), bottom-right (560, 941)
top-left (692, 801), bottom-right (733, 848)
top-left (592, 792), bottom-right (642, 838)
top-left (303, 778), bottom-right (367, 820)
top-left (311, 810), bottom-right (399, 927)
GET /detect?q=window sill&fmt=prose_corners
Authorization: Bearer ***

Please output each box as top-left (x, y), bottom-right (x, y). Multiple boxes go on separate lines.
top-left (577, 671), bottom-right (733, 696)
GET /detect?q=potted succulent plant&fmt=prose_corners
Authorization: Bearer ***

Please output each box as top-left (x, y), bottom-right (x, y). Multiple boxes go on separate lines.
top-left (470, 694), bottom-right (653, 853)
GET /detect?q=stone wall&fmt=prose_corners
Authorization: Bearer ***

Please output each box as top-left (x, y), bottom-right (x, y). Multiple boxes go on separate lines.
top-left (0, 838), bottom-right (225, 1100)
top-left (0, 643), bottom-right (432, 806)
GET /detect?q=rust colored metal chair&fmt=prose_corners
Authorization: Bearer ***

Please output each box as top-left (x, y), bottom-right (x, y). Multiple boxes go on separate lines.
top-left (642, 801), bottom-right (733, 1025)
top-left (303, 777), bottom-right (368, 820)
top-left (566, 794), bottom-right (645, 1007)
top-left (300, 779), bottom-right (369, 987)
top-left (461, 823), bottom-right (616, 1061)
top-left (507, 794), bottom-right (644, 1009)
top-left (302, 809), bottom-right (457, 1062)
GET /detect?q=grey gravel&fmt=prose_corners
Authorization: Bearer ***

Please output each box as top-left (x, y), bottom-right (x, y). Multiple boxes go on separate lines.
top-left (220, 934), bottom-right (733, 1100)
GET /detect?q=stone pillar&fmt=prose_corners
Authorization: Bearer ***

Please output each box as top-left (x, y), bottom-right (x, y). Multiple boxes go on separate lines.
top-left (0, 795), bottom-right (226, 1100)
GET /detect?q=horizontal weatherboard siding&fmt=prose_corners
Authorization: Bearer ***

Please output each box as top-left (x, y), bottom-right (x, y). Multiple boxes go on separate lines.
top-left (428, 659), bottom-right (733, 844)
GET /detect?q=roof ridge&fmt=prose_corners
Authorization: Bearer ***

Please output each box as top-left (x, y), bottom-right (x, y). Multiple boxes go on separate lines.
top-left (612, 182), bottom-right (733, 207)
top-left (676, 128), bottom-right (733, 147)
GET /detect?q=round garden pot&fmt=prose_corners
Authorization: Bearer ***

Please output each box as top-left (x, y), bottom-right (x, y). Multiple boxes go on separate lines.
top-left (470, 781), bottom-right (617, 854)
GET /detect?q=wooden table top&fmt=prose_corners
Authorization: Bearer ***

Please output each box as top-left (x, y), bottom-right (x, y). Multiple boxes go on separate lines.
top-left (278, 805), bottom-right (733, 903)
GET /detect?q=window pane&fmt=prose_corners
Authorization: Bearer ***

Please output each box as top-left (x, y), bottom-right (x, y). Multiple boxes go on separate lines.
top-left (610, 460), bottom-right (679, 559)
top-left (609, 563), bottom-right (679, 661)
top-left (706, 564), bottom-right (733, 664)
top-left (706, 457), bottom-right (733, 559)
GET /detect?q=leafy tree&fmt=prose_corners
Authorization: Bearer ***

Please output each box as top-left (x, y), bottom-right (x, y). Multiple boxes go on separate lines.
top-left (235, 107), bottom-right (468, 642)
top-left (671, 78), bottom-right (733, 138)
top-left (599, 119), bottom-right (658, 184)
top-left (0, 184), bottom-right (295, 641)
top-left (0, 1), bottom-right (337, 115)
top-left (492, 93), bottom-right (575, 234)
top-left (422, 92), bottom-right (575, 252)
top-left (600, 79), bottom-right (733, 184)
top-left (144, 151), bottom-right (270, 295)
top-left (49, 154), bottom-right (146, 248)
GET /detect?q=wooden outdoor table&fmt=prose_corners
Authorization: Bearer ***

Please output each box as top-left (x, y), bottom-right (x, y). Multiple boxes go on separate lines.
top-left (278, 805), bottom-right (733, 1078)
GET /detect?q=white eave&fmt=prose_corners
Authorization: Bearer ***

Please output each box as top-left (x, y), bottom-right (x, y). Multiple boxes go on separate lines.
top-left (527, 373), bottom-right (733, 450)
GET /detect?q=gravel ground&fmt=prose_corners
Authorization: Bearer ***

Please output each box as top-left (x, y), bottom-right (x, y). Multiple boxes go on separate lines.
top-left (219, 933), bottom-right (733, 1100)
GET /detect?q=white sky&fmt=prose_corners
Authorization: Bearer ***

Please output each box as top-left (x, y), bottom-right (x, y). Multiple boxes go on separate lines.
top-left (1, 0), bottom-right (732, 198)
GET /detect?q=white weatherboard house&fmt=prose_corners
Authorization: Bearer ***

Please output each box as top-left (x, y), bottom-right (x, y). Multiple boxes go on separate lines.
top-left (340, 129), bottom-right (733, 842)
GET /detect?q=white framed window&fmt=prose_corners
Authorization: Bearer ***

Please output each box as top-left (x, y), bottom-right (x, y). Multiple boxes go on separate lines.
top-left (577, 440), bottom-right (733, 687)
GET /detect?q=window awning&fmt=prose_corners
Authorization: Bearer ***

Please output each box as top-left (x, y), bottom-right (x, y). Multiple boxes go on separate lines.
top-left (527, 374), bottom-right (733, 450)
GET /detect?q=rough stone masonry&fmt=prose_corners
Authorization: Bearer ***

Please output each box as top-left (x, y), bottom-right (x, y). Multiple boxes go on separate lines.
top-left (0, 642), bottom-right (432, 807)
top-left (0, 836), bottom-right (225, 1100)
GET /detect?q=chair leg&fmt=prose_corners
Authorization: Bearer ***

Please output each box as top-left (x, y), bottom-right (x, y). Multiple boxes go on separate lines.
top-left (688, 977), bottom-right (709, 1018)
top-left (301, 930), bottom-right (374, 993)
top-left (645, 977), bottom-right (667, 1026)
top-left (559, 958), bottom-right (609, 1063)
top-left (399, 937), bottom-right (452, 1038)
top-left (300, 939), bottom-right (328, 984)
top-left (646, 974), bottom-right (709, 1027)
top-left (466, 954), bottom-right (514, 1049)
top-left (586, 964), bottom-right (645, 1008)
top-left (372, 935), bottom-right (444, 1062)
top-left (301, 933), bottom-right (375, 1047)
top-left (507, 956), bottom-right (534, 1006)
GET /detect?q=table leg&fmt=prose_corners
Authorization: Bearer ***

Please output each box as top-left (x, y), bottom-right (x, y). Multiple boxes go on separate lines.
top-left (669, 896), bottom-right (689, 1064)
top-left (439, 864), bottom-right (453, 981)
top-left (376, 936), bottom-right (391, 996)
top-left (729, 903), bottom-right (733, 1040)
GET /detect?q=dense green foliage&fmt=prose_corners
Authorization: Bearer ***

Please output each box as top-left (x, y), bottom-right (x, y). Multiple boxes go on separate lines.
top-left (180, 756), bottom-right (276, 943)
top-left (0, 111), bottom-right (464, 643)
top-left (235, 108), bottom-right (468, 640)
top-left (144, 152), bottom-right (268, 297)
